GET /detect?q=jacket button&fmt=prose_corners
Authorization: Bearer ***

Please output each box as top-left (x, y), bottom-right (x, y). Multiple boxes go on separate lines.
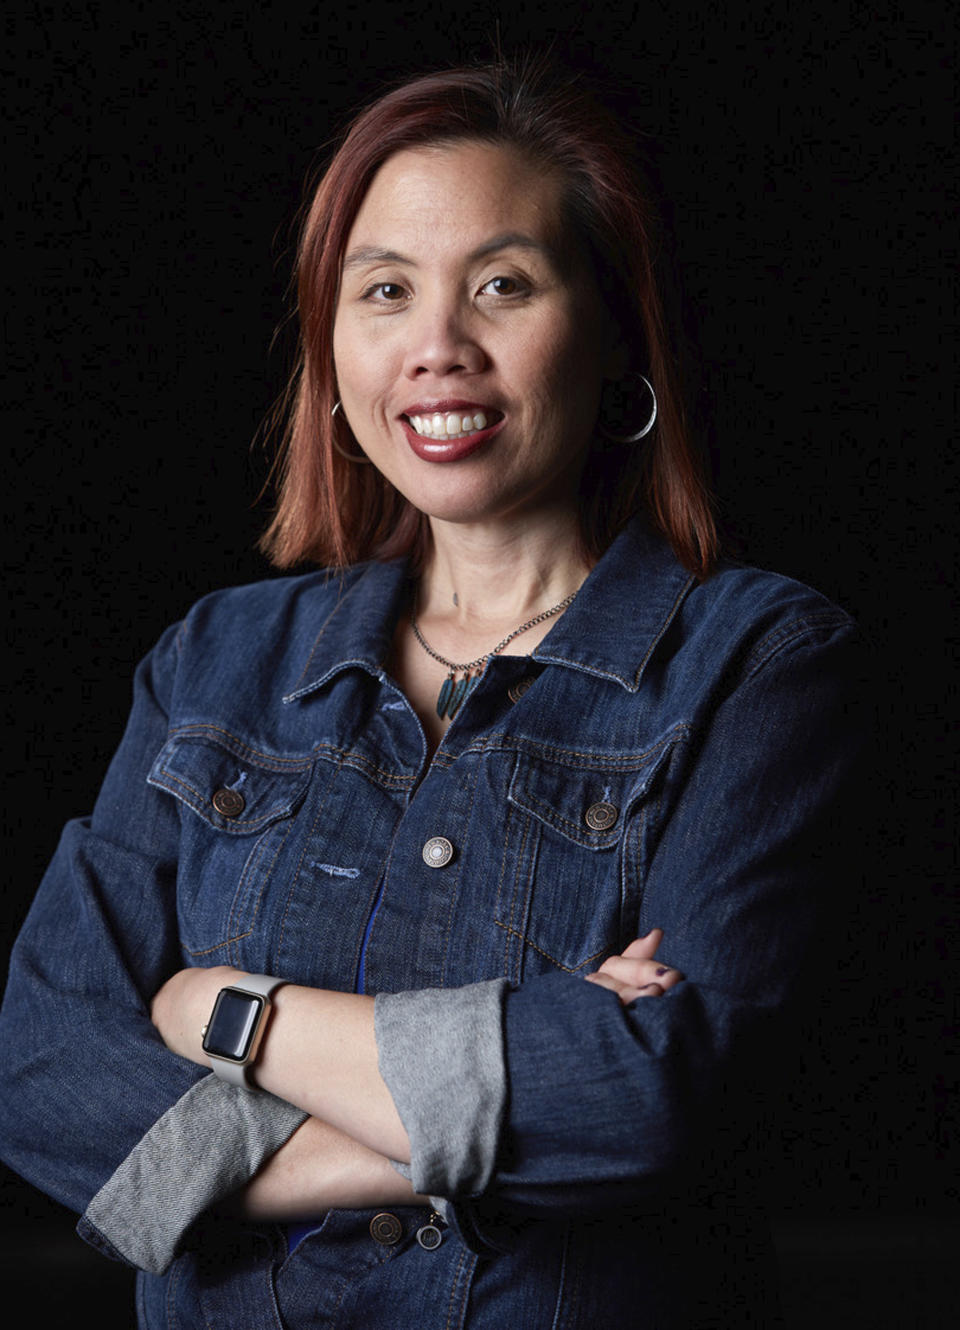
top-left (422, 836), bottom-right (454, 868)
top-left (212, 788), bottom-right (245, 818)
top-left (369, 1212), bottom-right (403, 1245)
top-left (584, 801), bottom-right (618, 831)
top-left (416, 1222), bottom-right (443, 1250)
top-left (508, 676), bottom-right (536, 703)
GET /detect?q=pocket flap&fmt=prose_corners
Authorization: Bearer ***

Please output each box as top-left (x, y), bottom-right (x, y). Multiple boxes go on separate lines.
top-left (507, 733), bottom-right (679, 849)
top-left (148, 729), bottom-right (312, 834)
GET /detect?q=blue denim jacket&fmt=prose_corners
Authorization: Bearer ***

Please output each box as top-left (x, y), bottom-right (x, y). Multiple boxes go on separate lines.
top-left (0, 518), bottom-right (864, 1328)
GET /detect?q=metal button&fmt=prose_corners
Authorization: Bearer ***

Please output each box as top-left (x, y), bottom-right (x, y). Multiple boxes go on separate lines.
top-left (369, 1212), bottom-right (403, 1246)
top-left (584, 801), bottom-right (618, 831)
top-left (508, 676), bottom-right (536, 704)
top-left (212, 787), bottom-right (245, 818)
top-left (416, 1222), bottom-right (443, 1250)
top-left (422, 836), bottom-right (454, 868)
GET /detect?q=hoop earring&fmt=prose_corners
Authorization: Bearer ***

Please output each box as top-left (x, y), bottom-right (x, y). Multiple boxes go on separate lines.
top-left (330, 399), bottom-right (373, 464)
top-left (598, 374), bottom-right (658, 443)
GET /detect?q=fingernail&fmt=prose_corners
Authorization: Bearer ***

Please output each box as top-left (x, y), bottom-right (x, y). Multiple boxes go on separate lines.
top-left (656, 967), bottom-right (669, 976)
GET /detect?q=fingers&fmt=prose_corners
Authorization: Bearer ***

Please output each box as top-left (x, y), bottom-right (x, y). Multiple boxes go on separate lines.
top-left (584, 971), bottom-right (664, 1004)
top-left (583, 929), bottom-right (685, 1007)
top-left (618, 928), bottom-right (664, 961)
top-left (593, 952), bottom-right (685, 993)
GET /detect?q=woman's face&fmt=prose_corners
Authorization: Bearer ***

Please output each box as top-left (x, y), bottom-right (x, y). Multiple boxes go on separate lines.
top-left (332, 140), bottom-right (619, 533)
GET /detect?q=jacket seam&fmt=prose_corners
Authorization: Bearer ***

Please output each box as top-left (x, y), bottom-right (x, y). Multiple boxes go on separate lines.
top-left (439, 753), bottom-right (483, 989)
top-left (163, 724), bottom-right (316, 769)
top-left (160, 725), bottom-right (417, 791)
top-left (451, 729), bottom-right (688, 768)
top-left (274, 756), bottom-right (341, 966)
top-left (493, 920), bottom-right (610, 972)
top-left (227, 814), bottom-right (301, 965)
top-left (743, 611), bottom-right (852, 681)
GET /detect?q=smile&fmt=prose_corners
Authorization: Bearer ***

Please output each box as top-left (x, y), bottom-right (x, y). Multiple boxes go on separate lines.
top-left (400, 406), bottom-right (505, 463)
top-left (406, 410), bottom-right (497, 440)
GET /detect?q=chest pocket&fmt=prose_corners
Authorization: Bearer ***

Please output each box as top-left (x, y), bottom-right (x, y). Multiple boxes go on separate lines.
top-left (494, 737), bottom-right (677, 977)
top-left (148, 728), bottom-right (313, 959)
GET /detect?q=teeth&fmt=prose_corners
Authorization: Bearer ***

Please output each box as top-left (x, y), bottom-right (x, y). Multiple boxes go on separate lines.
top-left (408, 411), bottom-right (489, 440)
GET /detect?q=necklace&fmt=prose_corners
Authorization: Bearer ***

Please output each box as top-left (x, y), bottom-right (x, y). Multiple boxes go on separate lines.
top-left (411, 590), bottom-right (578, 720)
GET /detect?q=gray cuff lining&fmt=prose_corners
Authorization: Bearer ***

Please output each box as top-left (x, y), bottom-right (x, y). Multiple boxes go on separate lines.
top-left (374, 980), bottom-right (508, 1199)
top-left (81, 1074), bottom-right (307, 1274)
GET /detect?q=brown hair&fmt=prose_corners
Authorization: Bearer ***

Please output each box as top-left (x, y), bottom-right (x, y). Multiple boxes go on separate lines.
top-left (260, 57), bottom-right (717, 576)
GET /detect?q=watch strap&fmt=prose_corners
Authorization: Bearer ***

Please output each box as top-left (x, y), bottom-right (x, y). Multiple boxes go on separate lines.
top-left (234, 973), bottom-right (286, 999)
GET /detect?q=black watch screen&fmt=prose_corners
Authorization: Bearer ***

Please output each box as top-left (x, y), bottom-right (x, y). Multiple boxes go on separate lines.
top-left (202, 987), bottom-right (265, 1062)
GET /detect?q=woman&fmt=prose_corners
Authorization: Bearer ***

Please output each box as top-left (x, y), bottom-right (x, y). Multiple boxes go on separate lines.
top-left (0, 60), bottom-right (862, 1327)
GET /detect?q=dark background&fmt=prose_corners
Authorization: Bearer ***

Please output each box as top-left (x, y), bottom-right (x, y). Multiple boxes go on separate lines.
top-left (3, 1), bottom-right (954, 1323)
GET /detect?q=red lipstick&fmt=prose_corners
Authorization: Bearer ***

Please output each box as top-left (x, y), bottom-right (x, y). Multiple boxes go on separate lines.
top-left (399, 403), bottom-right (505, 463)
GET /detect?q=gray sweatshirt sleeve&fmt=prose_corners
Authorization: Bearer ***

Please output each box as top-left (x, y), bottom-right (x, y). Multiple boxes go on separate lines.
top-left (374, 979), bottom-right (509, 1198)
top-left (78, 1075), bottom-right (307, 1274)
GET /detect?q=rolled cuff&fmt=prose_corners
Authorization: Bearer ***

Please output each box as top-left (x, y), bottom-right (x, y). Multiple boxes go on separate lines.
top-left (78, 1073), bottom-right (307, 1274)
top-left (374, 979), bottom-right (508, 1200)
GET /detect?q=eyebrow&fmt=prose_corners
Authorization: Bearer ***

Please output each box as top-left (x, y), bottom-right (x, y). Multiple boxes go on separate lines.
top-left (341, 232), bottom-right (559, 272)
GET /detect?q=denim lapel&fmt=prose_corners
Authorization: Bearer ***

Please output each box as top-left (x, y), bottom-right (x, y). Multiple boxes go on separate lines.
top-left (531, 519), bottom-right (697, 691)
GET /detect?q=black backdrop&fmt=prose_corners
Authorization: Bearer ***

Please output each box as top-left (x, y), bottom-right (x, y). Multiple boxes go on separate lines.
top-left (3, 1), bottom-right (954, 1321)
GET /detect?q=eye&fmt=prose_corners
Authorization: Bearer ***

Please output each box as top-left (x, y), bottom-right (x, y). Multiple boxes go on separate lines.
top-left (364, 282), bottom-right (407, 302)
top-left (479, 275), bottom-right (526, 297)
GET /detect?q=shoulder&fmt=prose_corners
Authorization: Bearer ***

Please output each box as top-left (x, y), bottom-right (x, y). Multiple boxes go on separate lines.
top-left (176, 566), bottom-right (368, 646)
top-left (143, 560), bottom-right (404, 720)
top-left (679, 560), bottom-right (857, 673)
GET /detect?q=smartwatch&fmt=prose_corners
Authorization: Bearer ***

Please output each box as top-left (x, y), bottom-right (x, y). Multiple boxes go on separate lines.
top-left (201, 973), bottom-right (286, 1087)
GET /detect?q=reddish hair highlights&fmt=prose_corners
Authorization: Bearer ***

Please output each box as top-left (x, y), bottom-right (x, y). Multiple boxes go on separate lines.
top-left (260, 58), bottom-right (717, 576)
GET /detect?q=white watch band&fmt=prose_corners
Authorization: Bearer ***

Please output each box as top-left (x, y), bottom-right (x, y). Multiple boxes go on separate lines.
top-left (235, 973), bottom-right (285, 999)
top-left (205, 973), bottom-right (285, 1088)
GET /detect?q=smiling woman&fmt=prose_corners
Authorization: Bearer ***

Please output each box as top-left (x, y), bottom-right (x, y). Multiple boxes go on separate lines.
top-left (332, 141), bottom-right (616, 541)
top-left (0, 57), bottom-right (866, 1330)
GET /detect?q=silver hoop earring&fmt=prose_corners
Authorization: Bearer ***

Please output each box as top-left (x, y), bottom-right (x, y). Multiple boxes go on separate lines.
top-left (598, 374), bottom-right (658, 443)
top-left (330, 399), bottom-right (373, 464)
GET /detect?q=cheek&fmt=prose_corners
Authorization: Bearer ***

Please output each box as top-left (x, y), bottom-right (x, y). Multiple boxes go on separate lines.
top-left (334, 323), bottom-right (399, 420)
top-left (537, 329), bottom-right (606, 432)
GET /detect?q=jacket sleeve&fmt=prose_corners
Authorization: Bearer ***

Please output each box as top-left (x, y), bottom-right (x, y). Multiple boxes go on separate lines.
top-left (0, 624), bottom-right (306, 1274)
top-left (375, 614), bottom-right (869, 1248)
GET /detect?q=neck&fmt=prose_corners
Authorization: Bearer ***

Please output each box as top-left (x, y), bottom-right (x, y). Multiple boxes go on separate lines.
top-left (419, 510), bottom-right (591, 630)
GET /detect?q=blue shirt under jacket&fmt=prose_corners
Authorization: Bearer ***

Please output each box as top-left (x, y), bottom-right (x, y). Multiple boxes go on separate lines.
top-left (0, 517), bottom-right (865, 1328)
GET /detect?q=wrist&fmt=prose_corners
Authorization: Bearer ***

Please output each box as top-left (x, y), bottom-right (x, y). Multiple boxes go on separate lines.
top-left (202, 973), bottom-right (287, 1088)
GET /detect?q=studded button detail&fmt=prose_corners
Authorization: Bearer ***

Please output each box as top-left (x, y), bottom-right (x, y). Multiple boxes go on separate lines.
top-left (416, 1222), bottom-right (443, 1250)
top-left (508, 676), bottom-right (537, 704)
top-left (422, 836), bottom-right (454, 868)
top-left (584, 801), bottom-right (618, 831)
top-left (369, 1212), bottom-right (403, 1246)
top-left (212, 788), bottom-right (245, 818)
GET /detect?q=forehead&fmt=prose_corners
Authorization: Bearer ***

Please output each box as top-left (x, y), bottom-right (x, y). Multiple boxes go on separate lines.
top-left (345, 140), bottom-right (572, 259)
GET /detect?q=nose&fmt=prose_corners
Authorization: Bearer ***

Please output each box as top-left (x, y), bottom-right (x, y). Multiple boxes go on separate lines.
top-left (401, 296), bottom-right (486, 380)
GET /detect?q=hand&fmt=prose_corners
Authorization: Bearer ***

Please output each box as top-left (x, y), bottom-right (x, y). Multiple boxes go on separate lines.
top-left (584, 929), bottom-right (685, 1005)
top-left (150, 965), bottom-right (242, 1065)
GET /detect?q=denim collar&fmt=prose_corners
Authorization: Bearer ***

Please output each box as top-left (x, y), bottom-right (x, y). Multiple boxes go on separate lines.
top-left (282, 518), bottom-right (696, 704)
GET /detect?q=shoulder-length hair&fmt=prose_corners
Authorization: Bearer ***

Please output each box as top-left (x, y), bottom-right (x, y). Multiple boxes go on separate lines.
top-left (260, 58), bottom-right (717, 576)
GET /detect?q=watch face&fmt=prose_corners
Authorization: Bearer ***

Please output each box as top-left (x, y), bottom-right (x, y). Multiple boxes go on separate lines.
top-left (201, 988), bottom-right (265, 1062)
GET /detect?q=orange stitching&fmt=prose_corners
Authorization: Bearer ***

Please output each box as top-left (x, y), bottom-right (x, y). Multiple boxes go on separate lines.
top-left (274, 758), bottom-right (339, 966)
top-left (492, 920), bottom-right (609, 972)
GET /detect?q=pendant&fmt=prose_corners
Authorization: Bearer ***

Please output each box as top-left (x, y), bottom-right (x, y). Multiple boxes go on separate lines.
top-left (436, 670), bottom-right (479, 720)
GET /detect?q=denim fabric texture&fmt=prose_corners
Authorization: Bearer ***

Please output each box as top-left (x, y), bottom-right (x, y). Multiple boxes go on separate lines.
top-left (0, 517), bottom-right (865, 1328)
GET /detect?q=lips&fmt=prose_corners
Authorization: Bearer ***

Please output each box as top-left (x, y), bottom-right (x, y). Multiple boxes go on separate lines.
top-left (399, 401), bottom-right (505, 462)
